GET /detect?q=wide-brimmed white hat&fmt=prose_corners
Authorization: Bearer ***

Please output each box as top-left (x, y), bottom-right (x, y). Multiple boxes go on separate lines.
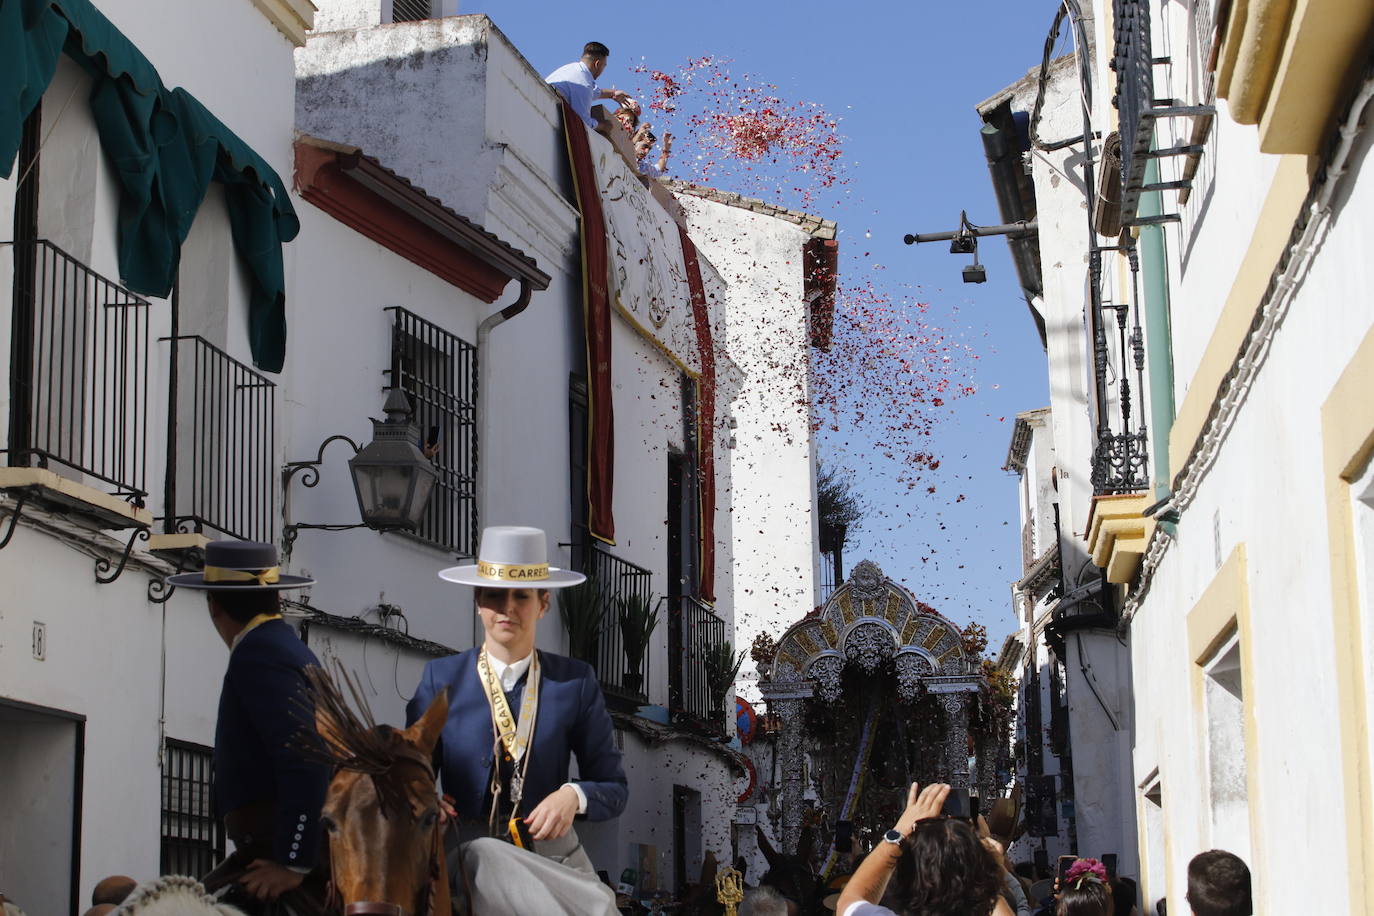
top-left (438, 526), bottom-right (586, 589)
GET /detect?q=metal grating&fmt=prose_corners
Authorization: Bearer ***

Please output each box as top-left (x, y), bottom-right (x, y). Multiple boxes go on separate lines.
top-left (161, 739), bottom-right (225, 878)
top-left (3, 239), bottom-right (151, 500)
top-left (1111, 0), bottom-right (1156, 227)
top-left (586, 543), bottom-right (655, 701)
top-left (387, 307), bottom-right (478, 556)
top-left (672, 595), bottom-right (727, 724)
top-left (391, 0), bottom-right (432, 22)
top-left (165, 336), bottom-right (276, 542)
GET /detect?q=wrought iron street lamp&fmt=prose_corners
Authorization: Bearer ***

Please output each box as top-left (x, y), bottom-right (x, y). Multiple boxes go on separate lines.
top-left (282, 388), bottom-right (438, 556)
top-left (347, 388), bottom-right (438, 530)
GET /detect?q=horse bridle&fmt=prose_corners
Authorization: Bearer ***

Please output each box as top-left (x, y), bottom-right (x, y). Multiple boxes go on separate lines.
top-left (335, 746), bottom-right (444, 916)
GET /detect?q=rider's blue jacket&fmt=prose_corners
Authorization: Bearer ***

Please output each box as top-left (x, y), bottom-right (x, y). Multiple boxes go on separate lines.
top-left (406, 648), bottom-right (628, 824)
top-left (214, 617), bottom-right (330, 870)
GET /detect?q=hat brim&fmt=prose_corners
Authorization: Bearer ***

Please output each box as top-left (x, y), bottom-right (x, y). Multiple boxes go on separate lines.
top-left (164, 573), bottom-right (316, 591)
top-left (437, 565), bottom-right (586, 589)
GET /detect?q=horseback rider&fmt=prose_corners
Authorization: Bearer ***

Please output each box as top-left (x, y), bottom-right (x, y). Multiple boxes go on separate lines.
top-left (167, 540), bottom-right (329, 914)
top-left (406, 526), bottom-right (626, 915)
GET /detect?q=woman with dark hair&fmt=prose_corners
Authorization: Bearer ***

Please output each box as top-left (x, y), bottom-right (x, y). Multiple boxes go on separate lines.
top-left (836, 783), bottom-right (1013, 916)
top-left (1056, 860), bottom-right (1113, 916)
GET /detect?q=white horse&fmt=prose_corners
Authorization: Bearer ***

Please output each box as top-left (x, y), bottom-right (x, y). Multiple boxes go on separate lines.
top-left (114, 876), bottom-right (246, 916)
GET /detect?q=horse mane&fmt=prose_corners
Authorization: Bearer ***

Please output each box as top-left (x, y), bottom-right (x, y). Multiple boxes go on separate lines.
top-left (117, 876), bottom-right (246, 915)
top-left (294, 661), bottom-right (417, 817)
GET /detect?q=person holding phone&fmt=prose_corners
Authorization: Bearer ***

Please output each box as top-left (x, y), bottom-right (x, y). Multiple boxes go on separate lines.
top-left (836, 783), bottom-right (1014, 916)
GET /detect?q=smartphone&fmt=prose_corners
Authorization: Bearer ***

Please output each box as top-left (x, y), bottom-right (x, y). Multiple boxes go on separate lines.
top-left (969, 793), bottom-right (982, 822)
top-left (1102, 853), bottom-right (1118, 880)
top-left (941, 786), bottom-right (972, 819)
top-left (1057, 855), bottom-right (1077, 883)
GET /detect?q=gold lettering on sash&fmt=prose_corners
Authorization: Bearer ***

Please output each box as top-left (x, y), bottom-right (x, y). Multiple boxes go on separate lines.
top-left (477, 561), bottom-right (550, 582)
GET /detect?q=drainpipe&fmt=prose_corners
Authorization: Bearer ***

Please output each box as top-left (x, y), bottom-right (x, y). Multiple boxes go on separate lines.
top-left (475, 278), bottom-right (534, 531)
top-left (1136, 158), bottom-right (1177, 536)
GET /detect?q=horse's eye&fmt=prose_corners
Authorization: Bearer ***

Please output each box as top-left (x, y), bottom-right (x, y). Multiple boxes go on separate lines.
top-left (319, 813), bottom-right (338, 834)
top-left (419, 808), bottom-right (438, 829)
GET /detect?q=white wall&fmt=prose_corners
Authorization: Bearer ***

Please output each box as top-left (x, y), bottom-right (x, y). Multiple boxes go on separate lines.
top-left (674, 195), bottom-right (819, 704)
top-left (0, 0), bottom-right (311, 902)
top-left (291, 13), bottom-right (763, 884)
top-left (1125, 122), bottom-right (1374, 913)
top-left (0, 526), bottom-right (224, 899)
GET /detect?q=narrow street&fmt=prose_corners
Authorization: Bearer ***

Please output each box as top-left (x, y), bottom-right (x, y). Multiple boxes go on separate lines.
top-left (0, 1), bottom-right (1370, 915)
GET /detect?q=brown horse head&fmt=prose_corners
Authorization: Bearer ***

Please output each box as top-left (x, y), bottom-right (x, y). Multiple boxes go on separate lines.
top-left (303, 664), bottom-right (451, 916)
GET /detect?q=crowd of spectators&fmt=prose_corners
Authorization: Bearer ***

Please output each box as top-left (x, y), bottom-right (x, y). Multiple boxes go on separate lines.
top-left (546, 40), bottom-right (673, 182)
top-left (820, 783), bottom-right (1252, 916)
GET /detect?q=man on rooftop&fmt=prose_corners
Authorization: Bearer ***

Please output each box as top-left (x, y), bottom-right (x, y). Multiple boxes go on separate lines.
top-left (546, 41), bottom-right (634, 131)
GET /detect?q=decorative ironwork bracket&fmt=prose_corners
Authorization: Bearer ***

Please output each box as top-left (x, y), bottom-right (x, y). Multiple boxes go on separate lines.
top-left (281, 435), bottom-right (361, 560)
top-left (94, 527), bottom-right (151, 585)
top-left (146, 545), bottom-right (205, 604)
top-left (0, 490), bottom-right (30, 551)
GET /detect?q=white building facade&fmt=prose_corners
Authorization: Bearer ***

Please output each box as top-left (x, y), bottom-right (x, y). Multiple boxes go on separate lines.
top-left (0, 1), bottom-right (832, 908)
top-left (986, 0), bottom-right (1374, 912)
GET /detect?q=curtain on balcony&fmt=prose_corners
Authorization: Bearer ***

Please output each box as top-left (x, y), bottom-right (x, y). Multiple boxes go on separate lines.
top-left (0, 0), bottom-right (299, 372)
top-left (560, 98), bottom-right (615, 544)
top-left (678, 227), bottom-right (716, 603)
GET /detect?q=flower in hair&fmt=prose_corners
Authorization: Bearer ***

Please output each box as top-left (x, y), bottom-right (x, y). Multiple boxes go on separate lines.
top-left (1065, 858), bottom-right (1108, 890)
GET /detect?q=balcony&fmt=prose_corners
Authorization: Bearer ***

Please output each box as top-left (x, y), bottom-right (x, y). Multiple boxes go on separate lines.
top-left (1110, 0), bottom-right (1215, 229)
top-left (584, 543), bottom-right (654, 706)
top-left (670, 594), bottom-right (728, 734)
top-left (162, 336), bottom-right (276, 543)
top-left (1, 240), bottom-right (153, 529)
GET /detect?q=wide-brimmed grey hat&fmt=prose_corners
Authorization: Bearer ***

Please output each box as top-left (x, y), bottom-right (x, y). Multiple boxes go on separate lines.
top-left (166, 540), bottom-right (315, 591)
top-left (438, 526), bottom-right (586, 589)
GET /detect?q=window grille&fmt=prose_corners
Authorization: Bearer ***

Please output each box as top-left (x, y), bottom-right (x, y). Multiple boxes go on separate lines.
top-left (387, 307), bottom-right (478, 556)
top-left (161, 740), bottom-right (224, 878)
top-left (391, 0), bottom-right (432, 22)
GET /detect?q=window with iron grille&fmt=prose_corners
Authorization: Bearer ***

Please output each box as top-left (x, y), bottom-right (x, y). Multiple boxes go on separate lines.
top-left (390, 0), bottom-right (432, 22)
top-left (161, 739), bottom-right (224, 878)
top-left (387, 307), bottom-right (478, 556)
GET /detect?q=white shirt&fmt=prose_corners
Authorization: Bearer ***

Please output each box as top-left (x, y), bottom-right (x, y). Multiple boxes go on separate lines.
top-left (545, 60), bottom-right (601, 129)
top-left (486, 650), bottom-right (533, 693)
top-left (485, 649), bottom-right (588, 813)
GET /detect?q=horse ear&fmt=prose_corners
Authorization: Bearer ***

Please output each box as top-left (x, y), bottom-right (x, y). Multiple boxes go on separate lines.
top-left (756, 824), bottom-right (781, 869)
top-left (404, 687), bottom-right (449, 755)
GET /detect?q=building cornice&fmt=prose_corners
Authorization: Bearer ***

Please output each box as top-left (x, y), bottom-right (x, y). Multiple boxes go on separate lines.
top-left (293, 136), bottom-right (549, 302)
top-left (250, 0), bottom-right (316, 47)
top-left (665, 180), bottom-right (838, 240)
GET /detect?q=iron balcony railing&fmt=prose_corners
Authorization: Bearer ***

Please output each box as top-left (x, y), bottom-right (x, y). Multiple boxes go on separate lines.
top-left (670, 594), bottom-right (727, 726)
top-left (586, 543), bottom-right (654, 702)
top-left (387, 307), bottom-right (478, 557)
top-left (1111, 0), bottom-right (1155, 226)
top-left (163, 336), bottom-right (276, 542)
top-left (1090, 247), bottom-right (1150, 496)
top-left (3, 239), bottom-right (150, 501)
top-left (1110, 0), bottom-right (1216, 229)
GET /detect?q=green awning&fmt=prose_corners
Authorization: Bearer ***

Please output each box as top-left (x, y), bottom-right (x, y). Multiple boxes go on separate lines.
top-left (1, 0), bottom-right (300, 372)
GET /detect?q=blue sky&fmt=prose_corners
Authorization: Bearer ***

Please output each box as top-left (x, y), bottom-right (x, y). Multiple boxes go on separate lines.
top-left (473, 1), bottom-right (1057, 646)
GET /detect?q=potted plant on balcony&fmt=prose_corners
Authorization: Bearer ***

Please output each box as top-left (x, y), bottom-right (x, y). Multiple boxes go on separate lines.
top-left (703, 640), bottom-right (745, 738)
top-left (559, 575), bottom-right (603, 670)
top-left (617, 592), bottom-right (658, 697)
